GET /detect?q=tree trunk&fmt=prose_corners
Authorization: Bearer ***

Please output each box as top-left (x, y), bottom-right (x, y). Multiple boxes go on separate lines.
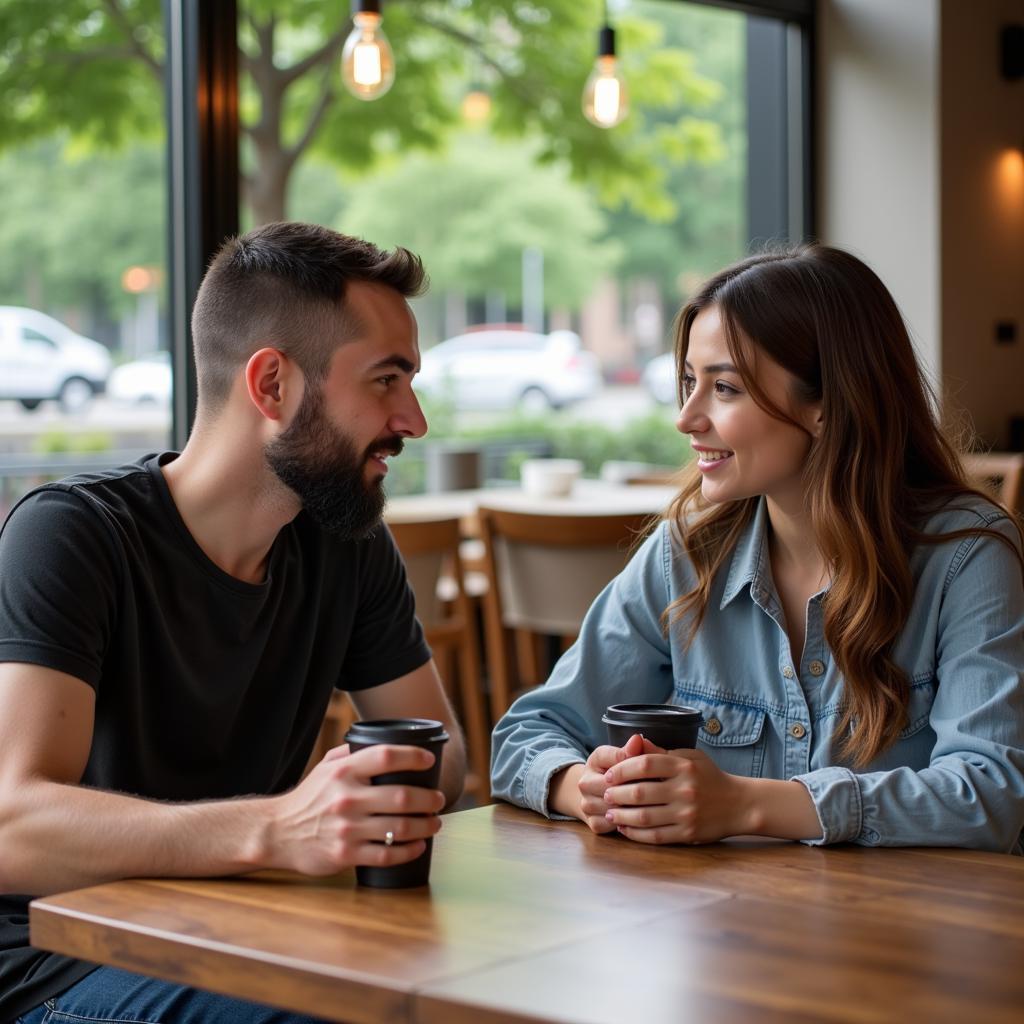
top-left (245, 158), bottom-right (290, 225)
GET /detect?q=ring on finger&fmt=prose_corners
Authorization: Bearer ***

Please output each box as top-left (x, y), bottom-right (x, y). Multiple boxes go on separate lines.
top-left (384, 830), bottom-right (395, 847)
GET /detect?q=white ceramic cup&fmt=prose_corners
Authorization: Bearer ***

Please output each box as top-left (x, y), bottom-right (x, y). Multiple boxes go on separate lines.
top-left (519, 458), bottom-right (583, 498)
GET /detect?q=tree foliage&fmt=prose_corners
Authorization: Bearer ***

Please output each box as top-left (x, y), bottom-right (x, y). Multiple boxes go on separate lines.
top-left (340, 133), bottom-right (621, 309)
top-left (0, 0), bottom-right (727, 223)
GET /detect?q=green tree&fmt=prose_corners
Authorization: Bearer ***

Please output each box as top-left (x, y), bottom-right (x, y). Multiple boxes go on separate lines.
top-left (0, 0), bottom-right (726, 224)
top-left (341, 133), bottom-right (621, 310)
top-left (0, 137), bottom-right (164, 332)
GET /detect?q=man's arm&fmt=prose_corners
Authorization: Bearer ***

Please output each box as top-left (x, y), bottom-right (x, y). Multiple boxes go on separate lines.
top-left (0, 663), bottom-right (445, 895)
top-left (348, 659), bottom-right (467, 807)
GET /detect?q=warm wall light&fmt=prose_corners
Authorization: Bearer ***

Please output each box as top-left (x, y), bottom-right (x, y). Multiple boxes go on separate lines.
top-left (582, 4), bottom-right (628, 128)
top-left (341, 0), bottom-right (395, 101)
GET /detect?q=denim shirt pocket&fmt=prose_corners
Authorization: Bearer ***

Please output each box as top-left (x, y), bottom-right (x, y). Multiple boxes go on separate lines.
top-left (678, 693), bottom-right (769, 778)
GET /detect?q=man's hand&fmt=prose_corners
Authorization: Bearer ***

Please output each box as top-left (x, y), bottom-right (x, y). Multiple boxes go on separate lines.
top-left (265, 743), bottom-right (446, 874)
top-left (601, 746), bottom-right (751, 845)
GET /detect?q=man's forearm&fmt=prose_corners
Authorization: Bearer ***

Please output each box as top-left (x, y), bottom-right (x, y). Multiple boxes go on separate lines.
top-left (0, 779), bottom-right (274, 895)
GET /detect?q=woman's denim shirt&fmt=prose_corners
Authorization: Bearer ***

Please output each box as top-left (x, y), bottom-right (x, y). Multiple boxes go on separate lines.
top-left (490, 497), bottom-right (1024, 853)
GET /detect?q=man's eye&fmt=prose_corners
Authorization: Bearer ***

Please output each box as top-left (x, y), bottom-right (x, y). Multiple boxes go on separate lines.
top-left (378, 374), bottom-right (398, 387)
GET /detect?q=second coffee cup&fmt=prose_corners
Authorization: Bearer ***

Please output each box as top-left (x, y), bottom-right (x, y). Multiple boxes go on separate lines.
top-left (344, 717), bottom-right (449, 889)
top-left (602, 703), bottom-right (703, 749)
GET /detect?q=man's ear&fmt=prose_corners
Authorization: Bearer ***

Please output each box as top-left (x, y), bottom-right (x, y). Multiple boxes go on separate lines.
top-left (244, 347), bottom-right (298, 421)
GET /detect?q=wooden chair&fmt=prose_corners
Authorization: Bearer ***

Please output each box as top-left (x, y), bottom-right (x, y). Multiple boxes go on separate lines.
top-left (478, 507), bottom-right (655, 723)
top-left (389, 517), bottom-right (492, 800)
top-left (963, 452), bottom-right (1024, 515)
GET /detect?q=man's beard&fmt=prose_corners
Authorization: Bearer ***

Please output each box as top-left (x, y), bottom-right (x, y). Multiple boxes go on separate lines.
top-left (265, 385), bottom-right (403, 539)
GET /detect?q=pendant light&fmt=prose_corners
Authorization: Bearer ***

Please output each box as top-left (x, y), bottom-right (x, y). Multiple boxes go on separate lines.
top-left (582, 2), bottom-right (628, 128)
top-left (341, 0), bottom-right (395, 101)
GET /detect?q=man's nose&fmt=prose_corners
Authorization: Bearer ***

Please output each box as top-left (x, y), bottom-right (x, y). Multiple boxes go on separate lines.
top-left (391, 388), bottom-right (428, 438)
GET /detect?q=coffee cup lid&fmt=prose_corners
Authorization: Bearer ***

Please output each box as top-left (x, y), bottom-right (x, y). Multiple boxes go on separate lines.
top-left (601, 703), bottom-right (703, 729)
top-left (345, 718), bottom-right (450, 745)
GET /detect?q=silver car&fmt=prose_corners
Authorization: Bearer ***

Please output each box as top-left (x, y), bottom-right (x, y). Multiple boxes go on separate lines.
top-left (0, 306), bottom-right (112, 412)
top-left (415, 328), bottom-right (602, 413)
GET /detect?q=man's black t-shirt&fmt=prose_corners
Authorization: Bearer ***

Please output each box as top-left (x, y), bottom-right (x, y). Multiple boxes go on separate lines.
top-left (0, 453), bottom-right (431, 1019)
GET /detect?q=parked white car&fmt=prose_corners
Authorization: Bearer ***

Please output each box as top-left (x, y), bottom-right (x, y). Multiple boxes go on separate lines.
top-left (641, 351), bottom-right (679, 406)
top-left (415, 328), bottom-right (601, 412)
top-left (107, 351), bottom-right (172, 406)
top-left (0, 306), bottom-right (112, 412)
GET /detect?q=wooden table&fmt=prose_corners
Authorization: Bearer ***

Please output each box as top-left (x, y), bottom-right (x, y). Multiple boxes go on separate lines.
top-left (30, 804), bottom-right (1024, 1023)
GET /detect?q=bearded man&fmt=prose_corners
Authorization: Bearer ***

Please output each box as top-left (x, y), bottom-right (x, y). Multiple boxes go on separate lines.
top-left (0, 222), bottom-right (465, 1023)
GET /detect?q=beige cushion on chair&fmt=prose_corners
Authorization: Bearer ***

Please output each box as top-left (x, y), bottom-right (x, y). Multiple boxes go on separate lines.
top-left (493, 538), bottom-right (629, 635)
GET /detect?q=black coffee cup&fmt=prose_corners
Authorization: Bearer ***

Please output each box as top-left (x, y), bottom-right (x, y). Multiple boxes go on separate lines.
top-left (344, 718), bottom-right (449, 888)
top-left (602, 703), bottom-right (703, 750)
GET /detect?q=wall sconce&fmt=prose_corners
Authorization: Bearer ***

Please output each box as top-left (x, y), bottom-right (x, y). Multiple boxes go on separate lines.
top-left (341, 0), bottom-right (395, 101)
top-left (582, 2), bottom-right (628, 128)
top-left (1002, 24), bottom-right (1024, 81)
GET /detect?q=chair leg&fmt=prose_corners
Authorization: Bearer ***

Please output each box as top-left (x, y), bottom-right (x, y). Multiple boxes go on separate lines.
top-left (457, 625), bottom-right (492, 802)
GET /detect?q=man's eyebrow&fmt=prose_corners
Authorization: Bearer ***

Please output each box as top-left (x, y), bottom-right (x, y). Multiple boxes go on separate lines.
top-left (367, 355), bottom-right (417, 374)
top-left (683, 359), bottom-right (739, 374)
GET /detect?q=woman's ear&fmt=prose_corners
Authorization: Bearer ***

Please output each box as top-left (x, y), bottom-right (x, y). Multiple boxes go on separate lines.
top-left (245, 347), bottom-right (298, 421)
top-left (804, 401), bottom-right (824, 439)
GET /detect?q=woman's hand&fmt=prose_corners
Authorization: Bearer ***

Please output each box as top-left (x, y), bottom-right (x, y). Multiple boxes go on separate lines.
top-left (575, 733), bottom-right (649, 834)
top-left (601, 746), bottom-right (752, 844)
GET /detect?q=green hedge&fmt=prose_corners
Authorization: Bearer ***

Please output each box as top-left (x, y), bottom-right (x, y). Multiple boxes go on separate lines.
top-left (387, 398), bottom-right (691, 496)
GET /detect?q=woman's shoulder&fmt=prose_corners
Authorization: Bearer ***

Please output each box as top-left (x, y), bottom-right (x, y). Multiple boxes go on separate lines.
top-left (918, 491), bottom-right (1017, 535)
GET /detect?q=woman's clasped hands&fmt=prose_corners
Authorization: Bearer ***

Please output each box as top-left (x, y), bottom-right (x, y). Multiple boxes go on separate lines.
top-left (577, 732), bottom-right (752, 845)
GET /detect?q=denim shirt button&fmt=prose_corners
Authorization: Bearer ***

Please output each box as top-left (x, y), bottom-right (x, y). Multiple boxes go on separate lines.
top-left (703, 717), bottom-right (722, 736)
top-left (782, 666), bottom-right (795, 679)
top-left (808, 659), bottom-right (825, 676)
top-left (789, 722), bottom-right (807, 739)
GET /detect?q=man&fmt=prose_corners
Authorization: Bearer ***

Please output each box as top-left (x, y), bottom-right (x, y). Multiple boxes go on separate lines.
top-left (0, 222), bottom-right (466, 1022)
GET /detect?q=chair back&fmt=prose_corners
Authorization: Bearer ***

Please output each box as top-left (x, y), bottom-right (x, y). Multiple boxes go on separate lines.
top-left (388, 517), bottom-right (491, 799)
top-left (478, 506), bottom-right (655, 721)
top-left (963, 452), bottom-right (1024, 515)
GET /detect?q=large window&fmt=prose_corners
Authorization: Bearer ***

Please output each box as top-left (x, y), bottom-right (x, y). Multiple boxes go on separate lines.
top-left (0, 0), bottom-right (171, 514)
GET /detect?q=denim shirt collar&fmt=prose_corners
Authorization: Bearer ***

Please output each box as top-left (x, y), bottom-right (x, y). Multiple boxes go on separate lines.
top-left (721, 498), bottom-right (774, 611)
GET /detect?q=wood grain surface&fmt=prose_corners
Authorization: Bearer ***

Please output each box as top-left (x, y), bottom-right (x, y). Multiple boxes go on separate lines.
top-left (30, 804), bottom-right (1024, 1023)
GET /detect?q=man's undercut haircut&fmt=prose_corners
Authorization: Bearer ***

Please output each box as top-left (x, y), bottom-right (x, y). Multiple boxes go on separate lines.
top-left (190, 222), bottom-right (426, 413)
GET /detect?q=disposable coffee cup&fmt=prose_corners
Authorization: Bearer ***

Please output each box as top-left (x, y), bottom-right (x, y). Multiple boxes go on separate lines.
top-left (602, 703), bottom-right (703, 750)
top-left (344, 718), bottom-right (449, 889)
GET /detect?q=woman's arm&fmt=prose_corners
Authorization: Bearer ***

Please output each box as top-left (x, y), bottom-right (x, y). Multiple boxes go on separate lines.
top-left (793, 516), bottom-right (1024, 852)
top-left (490, 525), bottom-right (675, 816)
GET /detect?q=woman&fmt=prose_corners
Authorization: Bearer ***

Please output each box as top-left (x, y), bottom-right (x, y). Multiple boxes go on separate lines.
top-left (490, 244), bottom-right (1024, 852)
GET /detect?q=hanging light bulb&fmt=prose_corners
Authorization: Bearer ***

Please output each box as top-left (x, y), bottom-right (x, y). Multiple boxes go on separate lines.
top-left (582, 15), bottom-right (628, 128)
top-left (341, 0), bottom-right (395, 101)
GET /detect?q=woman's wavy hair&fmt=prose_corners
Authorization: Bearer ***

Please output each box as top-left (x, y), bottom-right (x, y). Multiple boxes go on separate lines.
top-left (664, 244), bottom-right (1022, 767)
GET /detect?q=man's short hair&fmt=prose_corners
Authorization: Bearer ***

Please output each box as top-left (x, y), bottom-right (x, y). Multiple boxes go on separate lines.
top-left (191, 222), bottom-right (426, 412)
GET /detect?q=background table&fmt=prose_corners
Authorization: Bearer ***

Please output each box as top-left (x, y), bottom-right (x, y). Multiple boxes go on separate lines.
top-left (384, 481), bottom-right (677, 528)
top-left (31, 804), bottom-right (1024, 1024)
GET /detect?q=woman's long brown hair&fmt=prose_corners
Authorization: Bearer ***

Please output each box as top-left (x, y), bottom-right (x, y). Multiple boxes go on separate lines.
top-left (664, 245), bottom-right (1023, 767)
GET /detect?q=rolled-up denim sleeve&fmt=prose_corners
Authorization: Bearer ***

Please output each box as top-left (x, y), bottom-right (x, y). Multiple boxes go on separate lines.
top-left (794, 517), bottom-right (1024, 852)
top-left (490, 523), bottom-right (676, 816)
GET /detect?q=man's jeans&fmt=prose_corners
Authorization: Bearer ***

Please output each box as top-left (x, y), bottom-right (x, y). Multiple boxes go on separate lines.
top-left (17, 966), bottom-right (329, 1023)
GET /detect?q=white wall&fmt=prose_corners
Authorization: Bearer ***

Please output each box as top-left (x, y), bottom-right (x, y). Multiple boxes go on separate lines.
top-left (818, 0), bottom-right (1024, 448)
top-left (817, 0), bottom-right (941, 382)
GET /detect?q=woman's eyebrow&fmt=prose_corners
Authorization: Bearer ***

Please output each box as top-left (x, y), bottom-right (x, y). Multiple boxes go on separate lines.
top-left (683, 359), bottom-right (739, 374)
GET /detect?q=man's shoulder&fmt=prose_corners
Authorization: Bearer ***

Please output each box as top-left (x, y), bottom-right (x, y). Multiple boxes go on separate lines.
top-left (2, 453), bottom-right (168, 547)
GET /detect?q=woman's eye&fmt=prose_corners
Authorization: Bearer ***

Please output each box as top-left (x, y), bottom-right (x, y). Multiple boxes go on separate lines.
top-left (714, 380), bottom-right (740, 397)
top-left (681, 374), bottom-right (696, 398)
